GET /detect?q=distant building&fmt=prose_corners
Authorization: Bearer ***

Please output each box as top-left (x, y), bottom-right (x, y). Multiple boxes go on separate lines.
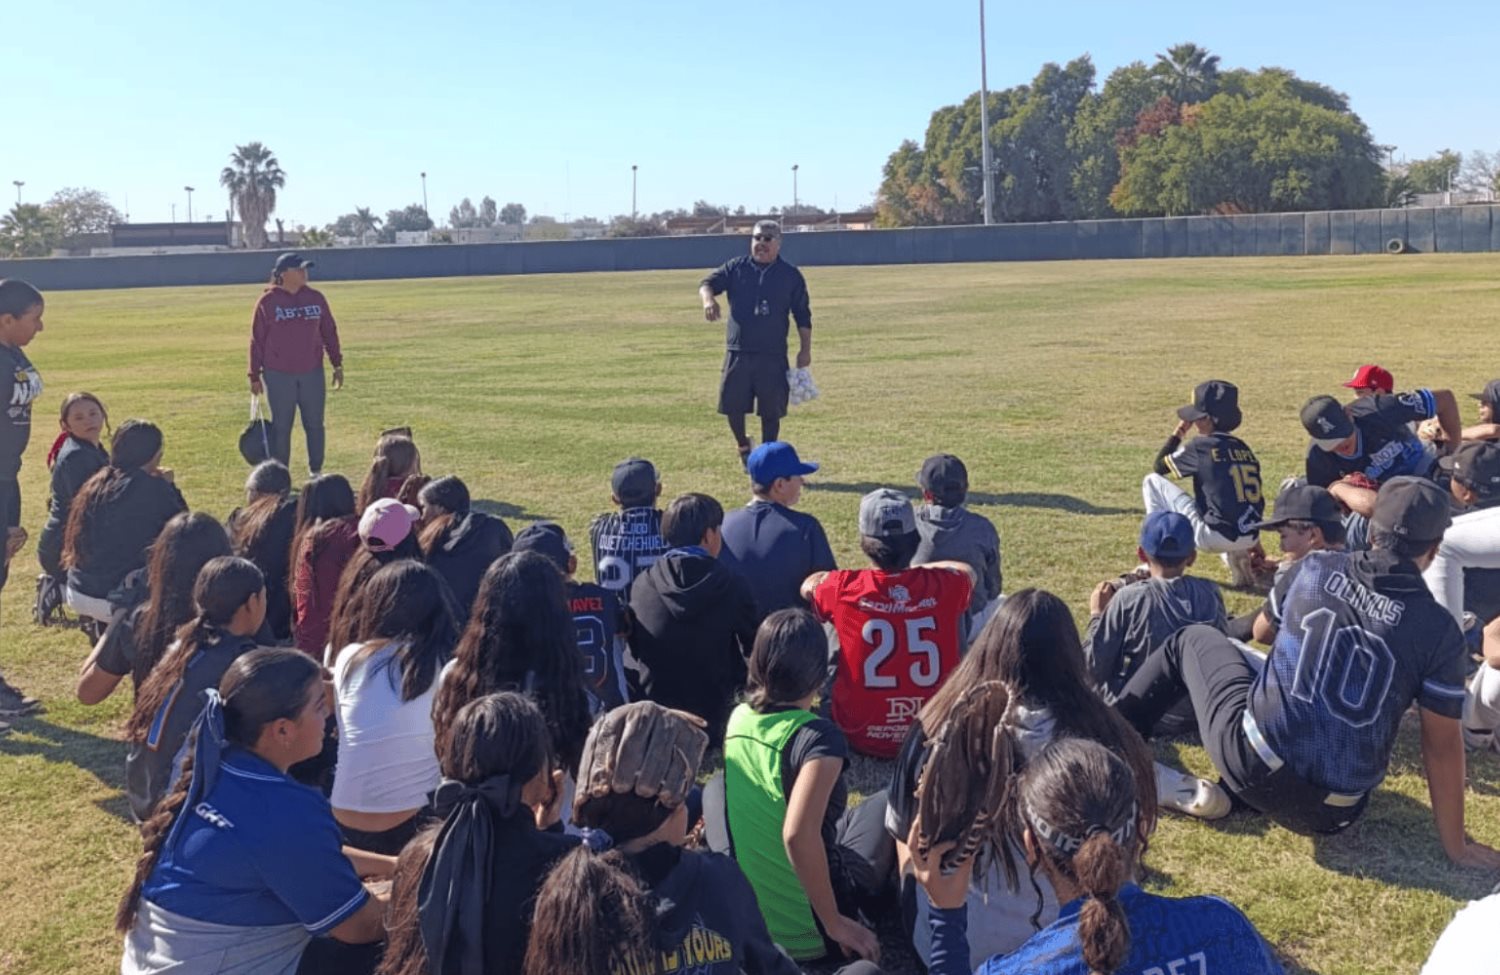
top-left (105, 222), bottom-right (236, 251)
top-left (1411, 190), bottom-right (1494, 208)
top-left (663, 211), bottom-right (878, 235)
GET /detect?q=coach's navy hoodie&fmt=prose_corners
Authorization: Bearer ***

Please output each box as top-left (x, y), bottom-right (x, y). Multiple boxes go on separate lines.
top-left (624, 843), bottom-right (801, 975)
top-left (627, 550), bottom-right (758, 743)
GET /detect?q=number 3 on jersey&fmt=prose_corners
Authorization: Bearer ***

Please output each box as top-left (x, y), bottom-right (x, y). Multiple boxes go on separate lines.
top-left (862, 616), bottom-right (940, 689)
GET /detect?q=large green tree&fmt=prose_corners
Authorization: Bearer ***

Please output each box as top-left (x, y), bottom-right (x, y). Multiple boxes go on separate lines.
top-left (0, 204), bottom-right (61, 257)
top-left (378, 204), bottom-right (433, 243)
top-left (1068, 62), bottom-right (1167, 218)
top-left (1110, 75), bottom-right (1384, 216)
top-left (43, 187), bottom-right (122, 239)
top-left (220, 142), bottom-right (285, 249)
top-left (1403, 150), bottom-right (1463, 194)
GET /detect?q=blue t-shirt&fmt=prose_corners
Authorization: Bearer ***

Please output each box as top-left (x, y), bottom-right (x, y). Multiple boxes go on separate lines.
top-left (142, 748), bottom-right (368, 935)
top-left (930, 884), bottom-right (1284, 975)
top-left (1256, 549), bottom-right (1467, 794)
top-left (719, 499), bottom-right (836, 617)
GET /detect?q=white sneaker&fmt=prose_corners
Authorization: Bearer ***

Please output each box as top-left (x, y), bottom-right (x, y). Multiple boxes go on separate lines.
top-left (1223, 549), bottom-right (1257, 589)
top-left (1154, 761), bottom-right (1232, 820)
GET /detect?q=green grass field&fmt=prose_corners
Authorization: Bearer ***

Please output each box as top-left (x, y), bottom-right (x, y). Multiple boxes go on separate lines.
top-left (4, 254), bottom-right (1500, 974)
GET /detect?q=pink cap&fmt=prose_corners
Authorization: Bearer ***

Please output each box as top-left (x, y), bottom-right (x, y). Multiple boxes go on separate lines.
top-left (1342, 364), bottom-right (1393, 393)
top-left (358, 498), bottom-right (420, 552)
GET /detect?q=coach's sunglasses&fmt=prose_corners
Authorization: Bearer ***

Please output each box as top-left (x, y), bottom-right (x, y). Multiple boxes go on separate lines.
top-left (753, 234), bottom-right (778, 242)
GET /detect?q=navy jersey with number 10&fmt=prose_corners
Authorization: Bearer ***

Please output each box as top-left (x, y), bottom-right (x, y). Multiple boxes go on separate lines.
top-left (1253, 549), bottom-right (1466, 795)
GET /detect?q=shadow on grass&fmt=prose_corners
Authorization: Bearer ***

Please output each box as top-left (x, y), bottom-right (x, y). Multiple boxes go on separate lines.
top-left (809, 482), bottom-right (1135, 516)
top-left (471, 498), bottom-right (556, 523)
top-left (0, 714), bottom-right (133, 825)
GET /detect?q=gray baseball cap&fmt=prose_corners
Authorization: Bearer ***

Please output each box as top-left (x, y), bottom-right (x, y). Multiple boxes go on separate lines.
top-left (859, 488), bottom-right (916, 538)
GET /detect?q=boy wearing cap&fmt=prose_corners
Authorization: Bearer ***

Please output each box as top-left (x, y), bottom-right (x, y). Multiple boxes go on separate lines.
top-left (1143, 380), bottom-right (1265, 587)
top-left (627, 493), bottom-right (759, 745)
top-left (248, 253), bottom-right (344, 477)
top-left (1343, 364), bottom-right (1394, 399)
top-left (698, 221), bottom-right (813, 466)
top-left (1421, 441), bottom-right (1500, 626)
top-left (513, 522), bottom-right (634, 715)
top-left (1085, 511), bottom-right (1226, 735)
top-left (719, 441), bottom-right (836, 618)
top-left (1115, 477), bottom-right (1500, 867)
top-left (1226, 483), bottom-right (1347, 645)
top-left (1458, 379), bottom-right (1500, 443)
top-left (587, 457), bottom-right (670, 594)
top-left (1300, 387), bottom-right (1460, 520)
top-left (801, 489), bottom-right (976, 758)
top-left (913, 454), bottom-right (1002, 643)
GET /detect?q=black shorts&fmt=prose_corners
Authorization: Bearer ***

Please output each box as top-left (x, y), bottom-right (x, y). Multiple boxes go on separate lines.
top-left (718, 351), bottom-right (789, 419)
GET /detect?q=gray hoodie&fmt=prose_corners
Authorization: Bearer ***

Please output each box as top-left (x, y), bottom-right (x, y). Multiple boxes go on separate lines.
top-left (913, 503), bottom-right (1001, 613)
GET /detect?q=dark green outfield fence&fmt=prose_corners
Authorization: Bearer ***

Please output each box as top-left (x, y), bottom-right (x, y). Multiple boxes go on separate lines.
top-left (4, 205), bottom-right (1498, 292)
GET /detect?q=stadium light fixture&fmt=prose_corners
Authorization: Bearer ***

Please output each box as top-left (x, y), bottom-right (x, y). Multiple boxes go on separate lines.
top-left (978, 0), bottom-right (994, 226)
top-left (11, 180), bottom-right (21, 205)
top-left (184, 186), bottom-right (195, 223)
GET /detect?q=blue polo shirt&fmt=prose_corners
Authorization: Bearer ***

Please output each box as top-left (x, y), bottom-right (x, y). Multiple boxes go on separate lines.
top-left (701, 255), bottom-right (812, 356)
top-left (141, 748), bottom-right (367, 934)
top-left (930, 884), bottom-right (1283, 975)
top-left (719, 499), bottom-right (836, 616)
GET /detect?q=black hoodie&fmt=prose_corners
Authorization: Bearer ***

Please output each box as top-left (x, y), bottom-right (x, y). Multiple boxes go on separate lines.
top-left (426, 510), bottom-right (514, 621)
top-left (624, 843), bottom-right (802, 975)
top-left (627, 550), bottom-right (758, 742)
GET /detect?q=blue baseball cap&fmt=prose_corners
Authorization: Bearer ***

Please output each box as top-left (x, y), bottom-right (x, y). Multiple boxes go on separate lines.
top-left (747, 441), bottom-right (819, 485)
top-left (1139, 511), bottom-right (1195, 561)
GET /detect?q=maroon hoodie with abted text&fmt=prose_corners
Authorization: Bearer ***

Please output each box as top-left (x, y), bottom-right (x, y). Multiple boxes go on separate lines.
top-left (249, 285), bottom-right (343, 378)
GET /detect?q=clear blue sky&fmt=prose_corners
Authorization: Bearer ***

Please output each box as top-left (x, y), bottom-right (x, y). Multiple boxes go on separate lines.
top-left (9, 0), bottom-right (1496, 228)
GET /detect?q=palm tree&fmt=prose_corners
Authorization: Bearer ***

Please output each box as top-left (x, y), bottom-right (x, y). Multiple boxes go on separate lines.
top-left (0, 204), bottom-right (60, 258)
top-left (353, 207), bottom-right (381, 245)
top-left (299, 227), bottom-right (335, 248)
top-left (220, 142), bottom-right (285, 249)
top-left (1154, 43), bottom-right (1221, 104)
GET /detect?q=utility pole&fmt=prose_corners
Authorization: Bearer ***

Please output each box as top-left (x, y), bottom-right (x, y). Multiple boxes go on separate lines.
top-left (631, 164), bottom-right (638, 221)
top-left (978, 0), bottom-right (995, 225)
top-left (792, 164), bottom-right (799, 220)
top-left (420, 172), bottom-right (429, 219)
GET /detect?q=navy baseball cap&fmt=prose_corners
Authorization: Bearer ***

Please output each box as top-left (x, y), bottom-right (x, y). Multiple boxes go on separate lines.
top-left (1370, 476), bottom-right (1452, 542)
top-left (1441, 441), bottom-right (1500, 495)
top-left (918, 454), bottom-right (969, 504)
top-left (512, 521), bottom-right (573, 572)
top-left (611, 457), bottom-right (659, 507)
top-left (273, 252), bottom-right (314, 273)
top-left (747, 441), bottom-right (818, 485)
top-left (1176, 380), bottom-right (1242, 432)
top-left (1139, 511), bottom-right (1195, 561)
top-left (1249, 483), bottom-right (1343, 532)
top-left (1300, 396), bottom-right (1355, 449)
top-left (859, 488), bottom-right (916, 538)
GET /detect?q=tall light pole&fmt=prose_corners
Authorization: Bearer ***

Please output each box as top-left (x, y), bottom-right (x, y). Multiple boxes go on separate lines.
top-left (420, 172), bottom-right (429, 219)
top-left (792, 164), bottom-right (799, 219)
top-left (11, 181), bottom-right (22, 205)
top-left (631, 164), bottom-right (638, 221)
top-left (184, 186), bottom-right (195, 223)
top-left (978, 0), bottom-right (995, 226)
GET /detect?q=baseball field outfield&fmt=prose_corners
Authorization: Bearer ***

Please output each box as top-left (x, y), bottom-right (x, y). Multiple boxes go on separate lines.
top-left (3, 254), bottom-right (1498, 974)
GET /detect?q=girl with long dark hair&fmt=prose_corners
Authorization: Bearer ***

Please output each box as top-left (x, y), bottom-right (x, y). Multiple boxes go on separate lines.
top-left (431, 551), bottom-right (592, 777)
top-left (75, 513), bottom-right (232, 705)
top-left (122, 557), bottom-right (266, 822)
top-left (705, 608), bottom-right (893, 964)
top-left (417, 475), bottom-right (512, 622)
top-left (118, 647), bottom-right (387, 975)
top-left (290, 473), bottom-right (359, 656)
top-left (526, 701), bottom-right (807, 975)
top-left (912, 738), bottom-right (1282, 975)
top-left (411, 692), bottom-right (580, 974)
top-left (38, 391), bottom-right (109, 578)
top-left (330, 559), bottom-right (460, 854)
top-left (228, 460), bottom-right (297, 641)
top-left (885, 588), bottom-right (1157, 969)
top-left (62, 419), bottom-right (187, 623)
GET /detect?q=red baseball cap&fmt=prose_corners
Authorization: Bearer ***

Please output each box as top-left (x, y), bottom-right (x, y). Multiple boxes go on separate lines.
top-left (1342, 364), bottom-right (1393, 392)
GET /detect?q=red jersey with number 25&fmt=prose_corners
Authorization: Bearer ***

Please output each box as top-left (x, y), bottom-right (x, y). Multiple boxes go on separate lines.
top-left (811, 566), bottom-right (972, 757)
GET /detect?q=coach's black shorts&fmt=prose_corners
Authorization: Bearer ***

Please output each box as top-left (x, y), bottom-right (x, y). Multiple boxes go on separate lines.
top-left (717, 351), bottom-right (788, 419)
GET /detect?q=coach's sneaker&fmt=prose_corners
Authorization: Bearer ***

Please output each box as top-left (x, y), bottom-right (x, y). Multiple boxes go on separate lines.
top-left (1154, 762), bottom-right (1232, 821)
top-left (737, 441), bottom-right (753, 470)
top-left (0, 675), bottom-right (41, 717)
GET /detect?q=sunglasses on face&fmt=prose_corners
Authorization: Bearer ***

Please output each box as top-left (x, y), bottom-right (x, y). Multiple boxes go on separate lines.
top-left (753, 235), bottom-right (778, 242)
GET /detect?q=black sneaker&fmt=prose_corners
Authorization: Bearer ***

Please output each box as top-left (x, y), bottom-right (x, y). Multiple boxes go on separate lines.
top-left (0, 676), bottom-right (41, 717)
top-left (737, 441), bottom-right (753, 470)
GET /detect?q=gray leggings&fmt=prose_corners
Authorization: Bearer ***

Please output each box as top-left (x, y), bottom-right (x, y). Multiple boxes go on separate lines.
top-left (262, 368), bottom-right (326, 473)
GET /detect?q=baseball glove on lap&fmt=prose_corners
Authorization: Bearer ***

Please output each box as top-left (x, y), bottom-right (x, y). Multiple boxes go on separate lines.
top-left (913, 680), bottom-right (1015, 874)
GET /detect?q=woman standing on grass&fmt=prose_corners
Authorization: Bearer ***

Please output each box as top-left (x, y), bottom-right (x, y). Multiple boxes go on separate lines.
top-left (0, 280), bottom-right (45, 728)
top-left (248, 253), bottom-right (343, 478)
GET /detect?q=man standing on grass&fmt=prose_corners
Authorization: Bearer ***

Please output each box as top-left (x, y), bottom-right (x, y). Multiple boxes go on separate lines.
top-left (698, 220), bottom-right (812, 468)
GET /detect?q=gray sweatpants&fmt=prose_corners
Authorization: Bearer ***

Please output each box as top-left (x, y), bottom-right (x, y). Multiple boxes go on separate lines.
top-left (262, 368), bottom-right (326, 473)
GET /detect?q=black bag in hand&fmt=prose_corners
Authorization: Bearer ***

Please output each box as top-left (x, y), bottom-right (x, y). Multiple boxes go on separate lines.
top-left (240, 394), bottom-right (273, 466)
